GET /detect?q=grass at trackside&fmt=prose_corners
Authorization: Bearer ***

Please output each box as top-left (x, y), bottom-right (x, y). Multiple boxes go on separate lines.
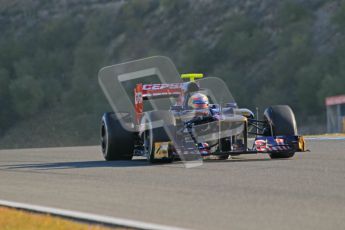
top-left (0, 207), bottom-right (126, 230)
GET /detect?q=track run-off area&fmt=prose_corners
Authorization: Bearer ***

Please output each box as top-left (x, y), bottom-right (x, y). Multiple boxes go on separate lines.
top-left (0, 139), bottom-right (344, 230)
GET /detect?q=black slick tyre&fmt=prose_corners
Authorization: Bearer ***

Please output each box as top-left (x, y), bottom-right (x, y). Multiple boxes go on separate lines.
top-left (264, 105), bottom-right (297, 159)
top-left (101, 112), bottom-right (134, 161)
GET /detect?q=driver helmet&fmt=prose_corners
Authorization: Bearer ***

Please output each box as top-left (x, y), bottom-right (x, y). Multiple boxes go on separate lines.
top-left (188, 92), bottom-right (209, 109)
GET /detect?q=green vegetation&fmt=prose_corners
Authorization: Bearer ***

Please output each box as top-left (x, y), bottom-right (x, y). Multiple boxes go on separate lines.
top-left (0, 0), bottom-right (344, 148)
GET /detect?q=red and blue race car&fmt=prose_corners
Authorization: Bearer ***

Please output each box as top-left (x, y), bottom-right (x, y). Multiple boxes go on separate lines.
top-left (99, 57), bottom-right (306, 164)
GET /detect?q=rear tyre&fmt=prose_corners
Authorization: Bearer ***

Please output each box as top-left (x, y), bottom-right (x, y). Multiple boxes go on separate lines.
top-left (264, 105), bottom-right (297, 159)
top-left (101, 112), bottom-right (134, 161)
top-left (142, 111), bottom-right (175, 163)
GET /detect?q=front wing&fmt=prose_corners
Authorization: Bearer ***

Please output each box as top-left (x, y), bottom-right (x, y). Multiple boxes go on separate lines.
top-left (254, 135), bottom-right (305, 153)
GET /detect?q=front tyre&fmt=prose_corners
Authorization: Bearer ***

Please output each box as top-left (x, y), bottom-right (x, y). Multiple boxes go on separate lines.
top-left (101, 112), bottom-right (134, 161)
top-left (264, 105), bottom-right (297, 159)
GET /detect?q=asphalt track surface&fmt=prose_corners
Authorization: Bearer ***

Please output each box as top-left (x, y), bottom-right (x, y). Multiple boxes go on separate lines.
top-left (0, 139), bottom-right (344, 230)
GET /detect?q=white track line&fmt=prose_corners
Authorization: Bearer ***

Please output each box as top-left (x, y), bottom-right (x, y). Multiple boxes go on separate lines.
top-left (0, 199), bottom-right (189, 230)
top-left (305, 137), bottom-right (345, 141)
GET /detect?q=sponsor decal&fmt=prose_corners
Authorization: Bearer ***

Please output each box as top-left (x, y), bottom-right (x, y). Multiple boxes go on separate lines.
top-left (275, 138), bottom-right (285, 144)
top-left (142, 83), bottom-right (183, 91)
top-left (255, 139), bottom-right (267, 152)
top-left (135, 92), bottom-right (143, 104)
top-left (154, 142), bottom-right (170, 159)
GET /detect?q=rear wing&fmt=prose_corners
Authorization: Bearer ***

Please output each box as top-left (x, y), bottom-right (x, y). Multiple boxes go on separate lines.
top-left (134, 83), bottom-right (183, 124)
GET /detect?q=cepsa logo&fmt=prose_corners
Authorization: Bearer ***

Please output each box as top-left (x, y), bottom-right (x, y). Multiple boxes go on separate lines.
top-left (142, 83), bottom-right (183, 91)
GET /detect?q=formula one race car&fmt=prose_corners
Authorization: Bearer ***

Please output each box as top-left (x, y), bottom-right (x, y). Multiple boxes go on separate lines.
top-left (99, 57), bottom-right (306, 163)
